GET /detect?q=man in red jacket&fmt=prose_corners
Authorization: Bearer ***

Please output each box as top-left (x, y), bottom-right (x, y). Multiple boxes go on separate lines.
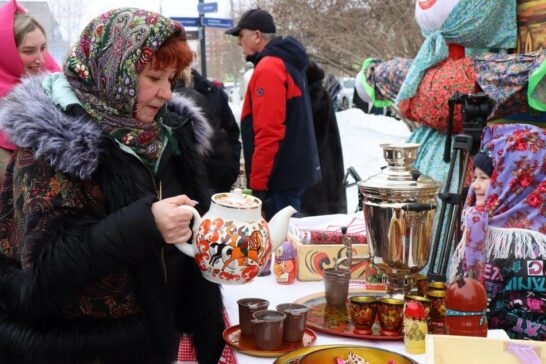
top-left (226, 8), bottom-right (321, 219)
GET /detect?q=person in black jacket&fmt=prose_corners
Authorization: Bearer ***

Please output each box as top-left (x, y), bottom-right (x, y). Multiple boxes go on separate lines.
top-left (0, 8), bottom-right (226, 364)
top-left (301, 61), bottom-right (347, 216)
top-left (174, 68), bottom-right (241, 193)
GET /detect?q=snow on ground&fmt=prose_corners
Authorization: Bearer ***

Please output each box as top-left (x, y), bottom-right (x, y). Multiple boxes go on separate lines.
top-left (228, 102), bottom-right (411, 213)
top-left (336, 108), bottom-right (411, 212)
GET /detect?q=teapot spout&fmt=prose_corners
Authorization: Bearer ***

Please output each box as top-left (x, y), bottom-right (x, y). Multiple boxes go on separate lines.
top-left (268, 205), bottom-right (297, 250)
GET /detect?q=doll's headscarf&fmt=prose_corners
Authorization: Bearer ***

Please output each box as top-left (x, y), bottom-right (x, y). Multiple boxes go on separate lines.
top-left (64, 8), bottom-right (185, 167)
top-left (450, 124), bottom-right (546, 281)
top-left (0, 0), bottom-right (61, 150)
top-left (396, 0), bottom-right (516, 104)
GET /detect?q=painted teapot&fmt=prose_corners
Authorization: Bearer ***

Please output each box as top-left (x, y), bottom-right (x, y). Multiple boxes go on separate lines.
top-left (176, 188), bottom-right (296, 284)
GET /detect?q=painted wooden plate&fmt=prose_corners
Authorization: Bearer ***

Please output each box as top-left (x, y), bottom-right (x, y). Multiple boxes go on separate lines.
top-left (294, 291), bottom-right (403, 340)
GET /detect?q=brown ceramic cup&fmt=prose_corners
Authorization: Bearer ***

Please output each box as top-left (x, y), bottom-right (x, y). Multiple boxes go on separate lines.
top-left (237, 298), bottom-right (269, 336)
top-left (377, 297), bottom-right (405, 336)
top-left (276, 303), bottom-right (309, 342)
top-left (323, 268), bottom-right (351, 305)
top-left (349, 296), bottom-right (378, 335)
top-left (251, 310), bottom-right (286, 351)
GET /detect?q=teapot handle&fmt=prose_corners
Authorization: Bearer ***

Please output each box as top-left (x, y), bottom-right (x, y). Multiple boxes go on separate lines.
top-left (174, 205), bottom-right (202, 258)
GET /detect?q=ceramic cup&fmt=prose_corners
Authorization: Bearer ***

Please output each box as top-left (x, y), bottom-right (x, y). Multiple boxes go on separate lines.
top-left (349, 296), bottom-right (378, 335)
top-left (323, 268), bottom-right (351, 305)
top-left (237, 298), bottom-right (269, 336)
top-left (276, 303), bottom-right (309, 342)
top-left (251, 310), bottom-right (286, 351)
top-left (377, 297), bottom-right (405, 336)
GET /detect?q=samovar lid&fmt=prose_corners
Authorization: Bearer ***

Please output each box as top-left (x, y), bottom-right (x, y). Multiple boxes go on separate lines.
top-left (358, 143), bottom-right (441, 199)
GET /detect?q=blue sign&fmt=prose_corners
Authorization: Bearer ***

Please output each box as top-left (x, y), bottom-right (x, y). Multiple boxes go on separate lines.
top-left (170, 17), bottom-right (201, 27)
top-left (198, 2), bottom-right (218, 14)
top-left (202, 17), bottom-right (233, 29)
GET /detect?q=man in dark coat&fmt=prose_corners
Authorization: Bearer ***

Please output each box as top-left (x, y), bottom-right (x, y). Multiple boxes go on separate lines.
top-left (226, 8), bottom-right (321, 219)
top-left (174, 69), bottom-right (242, 193)
top-left (301, 61), bottom-right (347, 216)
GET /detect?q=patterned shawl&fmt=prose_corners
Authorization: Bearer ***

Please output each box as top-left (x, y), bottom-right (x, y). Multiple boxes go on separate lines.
top-left (450, 124), bottom-right (546, 281)
top-left (64, 8), bottom-right (184, 166)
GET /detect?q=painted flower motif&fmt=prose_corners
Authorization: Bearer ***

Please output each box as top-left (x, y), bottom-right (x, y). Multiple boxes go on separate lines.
top-left (96, 24), bottom-right (105, 37)
top-left (145, 15), bottom-right (158, 25)
top-left (138, 131), bottom-right (156, 144)
top-left (135, 47), bottom-right (154, 73)
top-left (518, 172), bottom-right (534, 188)
top-left (80, 36), bottom-right (91, 58)
top-left (514, 140), bottom-right (528, 152)
top-left (75, 64), bottom-right (90, 80)
top-left (486, 194), bottom-right (499, 211)
top-left (527, 192), bottom-right (542, 208)
top-left (538, 181), bottom-right (546, 194)
top-left (121, 134), bottom-right (134, 144)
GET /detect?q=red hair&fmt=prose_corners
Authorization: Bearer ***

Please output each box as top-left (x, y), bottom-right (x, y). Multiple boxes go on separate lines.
top-left (151, 35), bottom-right (193, 79)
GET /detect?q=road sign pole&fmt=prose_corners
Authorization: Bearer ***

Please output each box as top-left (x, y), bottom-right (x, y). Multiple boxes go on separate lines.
top-left (199, 0), bottom-right (207, 78)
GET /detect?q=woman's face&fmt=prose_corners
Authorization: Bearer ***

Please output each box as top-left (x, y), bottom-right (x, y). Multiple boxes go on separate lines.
top-left (135, 59), bottom-right (176, 123)
top-left (17, 28), bottom-right (47, 75)
top-left (471, 167), bottom-right (491, 206)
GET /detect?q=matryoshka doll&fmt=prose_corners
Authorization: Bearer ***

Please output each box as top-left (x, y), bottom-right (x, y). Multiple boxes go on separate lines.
top-left (274, 241), bottom-right (297, 284)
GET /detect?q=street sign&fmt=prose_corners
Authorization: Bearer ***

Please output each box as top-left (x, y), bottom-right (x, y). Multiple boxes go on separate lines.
top-left (170, 17), bottom-right (201, 27)
top-left (202, 17), bottom-right (234, 29)
top-left (198, 2), bottom-right (218, 14)
top-left (185, 30), bottom-right (200, 40)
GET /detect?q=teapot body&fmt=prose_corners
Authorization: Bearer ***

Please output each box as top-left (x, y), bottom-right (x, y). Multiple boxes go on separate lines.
top-left (176, 189), bottom-right (296, 285)
top-left (194, 201), bottom-right (271, 285)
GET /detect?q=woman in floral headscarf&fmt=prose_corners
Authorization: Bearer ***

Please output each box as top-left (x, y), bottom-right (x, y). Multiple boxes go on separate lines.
top-left (450, 123), bottom-right (546, 340)
top-left (0, 8), bottom-right (227, 364)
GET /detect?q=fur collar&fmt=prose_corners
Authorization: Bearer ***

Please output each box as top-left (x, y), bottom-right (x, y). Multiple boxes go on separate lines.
top-left (0, 75), bottom-right (212, 180)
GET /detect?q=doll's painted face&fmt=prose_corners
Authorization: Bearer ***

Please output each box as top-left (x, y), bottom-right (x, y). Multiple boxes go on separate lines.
top-left (471, 167), bottom-right (491, 206)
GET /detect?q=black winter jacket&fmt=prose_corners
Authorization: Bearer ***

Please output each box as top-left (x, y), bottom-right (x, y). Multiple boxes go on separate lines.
top-left (301, 62), bottom-right (347, 216)
top-left (174, 69), bottom-right (241, 193)
top-left (0, 77), bottom-right (225, 364)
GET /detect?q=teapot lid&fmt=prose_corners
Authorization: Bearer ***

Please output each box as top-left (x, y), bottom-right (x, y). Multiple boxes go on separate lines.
top-left (358, 143), bottom-right (441, 200)
top-left (212, 188), bottom-right (261, 209)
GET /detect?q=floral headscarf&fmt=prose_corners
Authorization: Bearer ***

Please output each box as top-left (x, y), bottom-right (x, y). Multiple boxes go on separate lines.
top-left (64, 8), bottom-right (185, 166)
top-left (450, 124), bottom-right (546, 281)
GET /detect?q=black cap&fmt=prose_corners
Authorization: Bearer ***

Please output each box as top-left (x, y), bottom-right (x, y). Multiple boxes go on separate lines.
top-left (225, 8), bottom-right (276, 36)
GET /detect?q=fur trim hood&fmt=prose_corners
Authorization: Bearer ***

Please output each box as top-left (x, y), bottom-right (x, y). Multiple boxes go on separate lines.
top-left (0, 75), bottom-right (212, 180)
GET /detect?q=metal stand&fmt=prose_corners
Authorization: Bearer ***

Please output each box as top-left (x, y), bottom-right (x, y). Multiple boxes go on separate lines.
top-left (427, 92), bottom-right (492, 283)
top-left (343, 167), bottom-right (363, 212)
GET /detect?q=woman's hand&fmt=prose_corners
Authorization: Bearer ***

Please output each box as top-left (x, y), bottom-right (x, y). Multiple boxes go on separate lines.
top-left (151, 195), bottom-right (198, 244)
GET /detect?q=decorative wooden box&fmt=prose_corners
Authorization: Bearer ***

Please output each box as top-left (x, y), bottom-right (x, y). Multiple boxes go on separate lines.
top-left (287, 214), bottom-right (380, 282)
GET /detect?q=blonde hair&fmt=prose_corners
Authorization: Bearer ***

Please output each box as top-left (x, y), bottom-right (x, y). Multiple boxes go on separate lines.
top-left (13, 12), bottom-right (46, 47)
